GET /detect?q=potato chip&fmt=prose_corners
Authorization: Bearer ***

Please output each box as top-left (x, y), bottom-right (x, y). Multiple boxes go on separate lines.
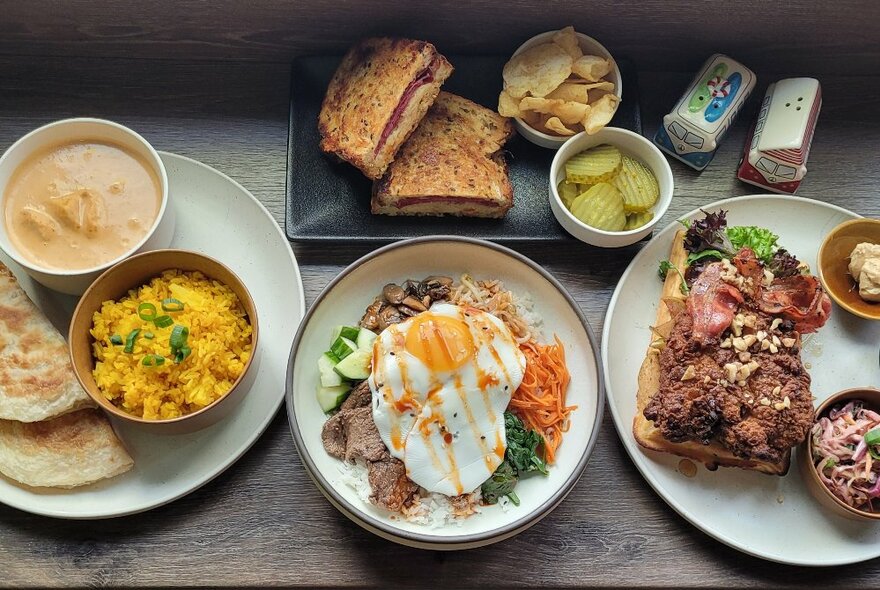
top-left (553, 101), bottom-right (590, 125)
top-left (498, 90), bottom-right (523, 118)
top-left (520, 109), bottom-right (546, 129)
top-left (588, 89), bottom-right (612, 104)
top-left (546, 82), bottom-right (589, 103)
top-left (572, 55), bottom-right (613, 82)
top-left (552, 27), bottom-right (583, 60)
top-left (520, 96), bottom-right (565, 114)
top-left (545, 117), bottom-right (576, 136)
top-left (503, 42), bottom-right (573, 98)
top-left (583, 94), bottom-right (620, 134)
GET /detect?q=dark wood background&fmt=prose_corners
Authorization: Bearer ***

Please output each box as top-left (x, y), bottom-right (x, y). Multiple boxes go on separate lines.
top-left (1, 2), bottom-right (880, 587)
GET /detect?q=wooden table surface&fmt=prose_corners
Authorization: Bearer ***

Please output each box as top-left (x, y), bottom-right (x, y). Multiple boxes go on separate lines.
top-left (0, 56), bottom-right (879, 589)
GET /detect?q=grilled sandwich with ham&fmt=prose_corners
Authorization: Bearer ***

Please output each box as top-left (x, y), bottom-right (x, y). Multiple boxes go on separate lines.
top-left (371, 92), bottom-right (515, 218)
top-left (634, 228), bottom-right (831, 475)
top-left (318, 38), bottom-right (453, 180)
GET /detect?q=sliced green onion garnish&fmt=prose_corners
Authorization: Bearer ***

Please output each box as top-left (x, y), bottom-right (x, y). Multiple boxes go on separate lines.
top-left (173, 346), bottom-right (192, 364)
top-left (143, 331), bottom-right (154, 339)
top-left (169, 324), bottom-right (189, 350)
top-left (824, 457), bottom-right (837, 469)
top-left (142, 354), bottom-right (166, 367)
top-left (153, 315), bottom-right (173, 328)
top-left (137, 302), bottom-right (158, 321)
top-left (123, 329), bottom-right (141, 353)
top-left (110, 334), bottom-right (123, 345)
top-left (161, 298), bottom-right (185, 312)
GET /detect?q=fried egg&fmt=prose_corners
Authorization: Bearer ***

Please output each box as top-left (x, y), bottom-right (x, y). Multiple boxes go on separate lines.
top-left (369, 303), bottom-right (526, 496)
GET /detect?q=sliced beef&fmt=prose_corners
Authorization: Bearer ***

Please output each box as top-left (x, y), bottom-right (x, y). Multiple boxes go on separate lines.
top-left (343, 406), bottom-right (387, 462)
top-left (340, 380), bottom-right (372, 411)
top-left (321, 412), bottom-right (347, 460)
top-left (368, 457), bottom-right (418, 512)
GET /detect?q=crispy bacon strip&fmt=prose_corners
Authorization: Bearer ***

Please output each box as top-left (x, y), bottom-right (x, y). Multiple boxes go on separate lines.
top-left (687, 262), bottom-right (744, 345)
top-left (758, 275), bottom-right (831, 333)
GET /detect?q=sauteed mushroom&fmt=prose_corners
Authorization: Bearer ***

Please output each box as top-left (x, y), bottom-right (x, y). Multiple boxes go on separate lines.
top-left (359, 298), bottom-right (383, 330)
top-left (382, 283), bottom-right (406, 305)
top-left (360, 276), bottom-right (456, 332)
top-left (401, 296), bottom-right (428, 312)
top-left (377, 305), bottom-right (404, 330)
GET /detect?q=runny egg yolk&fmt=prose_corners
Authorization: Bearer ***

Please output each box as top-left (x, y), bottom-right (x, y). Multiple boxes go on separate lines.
top-left (404, 314), bottom-right (475, 373)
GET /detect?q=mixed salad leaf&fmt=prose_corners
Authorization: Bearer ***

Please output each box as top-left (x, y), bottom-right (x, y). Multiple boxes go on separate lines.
top-left (481, 412), bottom-right (548, 506)
top-left (658, 209), bottom-right (803, 284)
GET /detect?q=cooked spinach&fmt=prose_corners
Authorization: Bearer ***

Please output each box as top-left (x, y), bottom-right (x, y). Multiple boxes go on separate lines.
top-left (480, 460), bottom-right (519, 506)
top-left (504, 412), bottom-right (548, 475)
top-left (481, 412), bottom-right (548, 505)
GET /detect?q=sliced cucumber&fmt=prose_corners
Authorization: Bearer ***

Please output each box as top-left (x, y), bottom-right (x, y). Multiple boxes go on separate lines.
top-left (329, 336), bottom-right (358, 361)
top-left (333, 349), bottom-right (371, 381)
top-left (339, 326), bottom-right (360, 342)
top-left (356, 328), bottom-right (377, 351)
top-left (331, 325), bottom-right (359, 342)
top-left (318, 352), bottom-right (343, 387)
top-left (317, 384), bottom-right (351, 413)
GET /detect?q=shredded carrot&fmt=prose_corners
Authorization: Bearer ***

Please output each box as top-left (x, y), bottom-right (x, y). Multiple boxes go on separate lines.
top-left (509, 336), bottom-right (575, 464)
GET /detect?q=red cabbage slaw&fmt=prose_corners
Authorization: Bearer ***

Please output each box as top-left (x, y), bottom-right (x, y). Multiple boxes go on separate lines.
top-left (811, 400), bottom-right (880, 511)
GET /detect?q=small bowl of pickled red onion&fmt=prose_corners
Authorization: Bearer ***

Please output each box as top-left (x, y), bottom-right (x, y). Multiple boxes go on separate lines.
top-left (799, 387), bottom-right (880, 521)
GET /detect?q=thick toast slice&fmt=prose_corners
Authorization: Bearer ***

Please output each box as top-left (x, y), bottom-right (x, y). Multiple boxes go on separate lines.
top-left (318, 38), bottom-right (453, 180)
top-left (371, 92), bottom-right (515, 218)
top-left (633, 230), bottom-right (791, 475)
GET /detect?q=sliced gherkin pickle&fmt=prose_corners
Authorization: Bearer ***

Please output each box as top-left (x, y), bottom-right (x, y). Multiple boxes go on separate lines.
top-left (557, 180), bottom-right (579, 208)
top-left (568, 182), bottom-right (626, 231)
top-left (564, 144), bottom-right (622, 184)
top-left (613, 155), bottom-right (660, 213)
top-left (624, 210), bottom-right (654, 230)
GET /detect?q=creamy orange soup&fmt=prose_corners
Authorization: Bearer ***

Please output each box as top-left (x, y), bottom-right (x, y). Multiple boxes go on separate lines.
top-left (4, 140), bottom-right (161, 270)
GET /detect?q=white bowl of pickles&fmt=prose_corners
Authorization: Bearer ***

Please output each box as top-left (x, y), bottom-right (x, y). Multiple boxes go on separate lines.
top-left (549, 128), bottom-right (673, 248)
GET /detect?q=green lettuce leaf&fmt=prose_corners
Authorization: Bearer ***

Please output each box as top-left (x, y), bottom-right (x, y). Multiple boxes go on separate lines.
top-left (726, 226), bottom-right (779, 262)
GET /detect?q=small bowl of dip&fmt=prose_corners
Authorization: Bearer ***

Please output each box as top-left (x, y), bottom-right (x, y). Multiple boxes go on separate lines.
top-left (817, 218), bottom-right (880, 321)
top-left (0, 118), bottom-right (173, 295)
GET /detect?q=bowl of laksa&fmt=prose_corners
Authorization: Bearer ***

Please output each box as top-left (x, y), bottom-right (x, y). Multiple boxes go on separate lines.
top-left (69, 249), bottom-right (258, 434)
top-left (0, 118), bottom-right (173, 295)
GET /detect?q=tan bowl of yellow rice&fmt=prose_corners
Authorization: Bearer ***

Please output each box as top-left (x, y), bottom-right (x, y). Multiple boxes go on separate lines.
top-left (69, 249), bottom-right (258, 434)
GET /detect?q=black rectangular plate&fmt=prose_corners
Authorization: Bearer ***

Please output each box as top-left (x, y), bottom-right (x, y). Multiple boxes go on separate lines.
top-left (286, 55), bottom-right (641, 242)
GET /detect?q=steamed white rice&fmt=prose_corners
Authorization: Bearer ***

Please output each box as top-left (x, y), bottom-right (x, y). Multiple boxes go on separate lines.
top-left (337, 460), bottom-right (483, 527)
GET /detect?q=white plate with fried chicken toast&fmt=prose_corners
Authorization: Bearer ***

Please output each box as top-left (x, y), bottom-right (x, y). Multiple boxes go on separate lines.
top-left (603, 195), bottom-right (880, 565)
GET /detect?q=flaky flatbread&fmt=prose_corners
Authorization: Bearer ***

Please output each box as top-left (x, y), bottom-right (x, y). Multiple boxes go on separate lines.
top-left (0, 409), bottom-right (133, 488)
top-left (0, 263), bottom-right (93, 422)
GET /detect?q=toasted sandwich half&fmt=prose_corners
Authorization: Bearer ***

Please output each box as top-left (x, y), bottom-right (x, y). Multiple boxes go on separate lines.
top-left (319, 38), bottom-right (453, 180)
top-left (371, 92), bottom-right (515, 218)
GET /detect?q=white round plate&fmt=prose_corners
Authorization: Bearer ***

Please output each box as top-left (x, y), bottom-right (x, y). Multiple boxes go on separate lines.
top-left (603, 194), bottom-right (880, 566)
top-left (0, 152), bottom-right (304, 518)
top-left (287, 237), bottom-right (603, 549)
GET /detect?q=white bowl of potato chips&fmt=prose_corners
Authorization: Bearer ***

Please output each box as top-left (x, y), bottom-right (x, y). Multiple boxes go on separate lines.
top-left (499, 27), bottom-right (622, 149)
top-left (549, 128), bottom-right (673, 247)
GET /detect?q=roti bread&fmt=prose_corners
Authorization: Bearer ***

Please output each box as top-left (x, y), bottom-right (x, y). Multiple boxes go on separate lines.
top-left (0, 263), bottom-right (94, 422)
top-left (0, 408), bottom-right (133, 488)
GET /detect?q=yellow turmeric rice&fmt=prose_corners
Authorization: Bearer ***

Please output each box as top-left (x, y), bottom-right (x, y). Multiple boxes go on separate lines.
top-left (91, 270), bottom-right (252, 420)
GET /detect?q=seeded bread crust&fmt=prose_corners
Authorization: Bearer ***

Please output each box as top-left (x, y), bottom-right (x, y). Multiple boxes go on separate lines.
top-left (318, 37), bottom-right (453, 180)
top-left (372, 92), bottom-right (515, 218)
